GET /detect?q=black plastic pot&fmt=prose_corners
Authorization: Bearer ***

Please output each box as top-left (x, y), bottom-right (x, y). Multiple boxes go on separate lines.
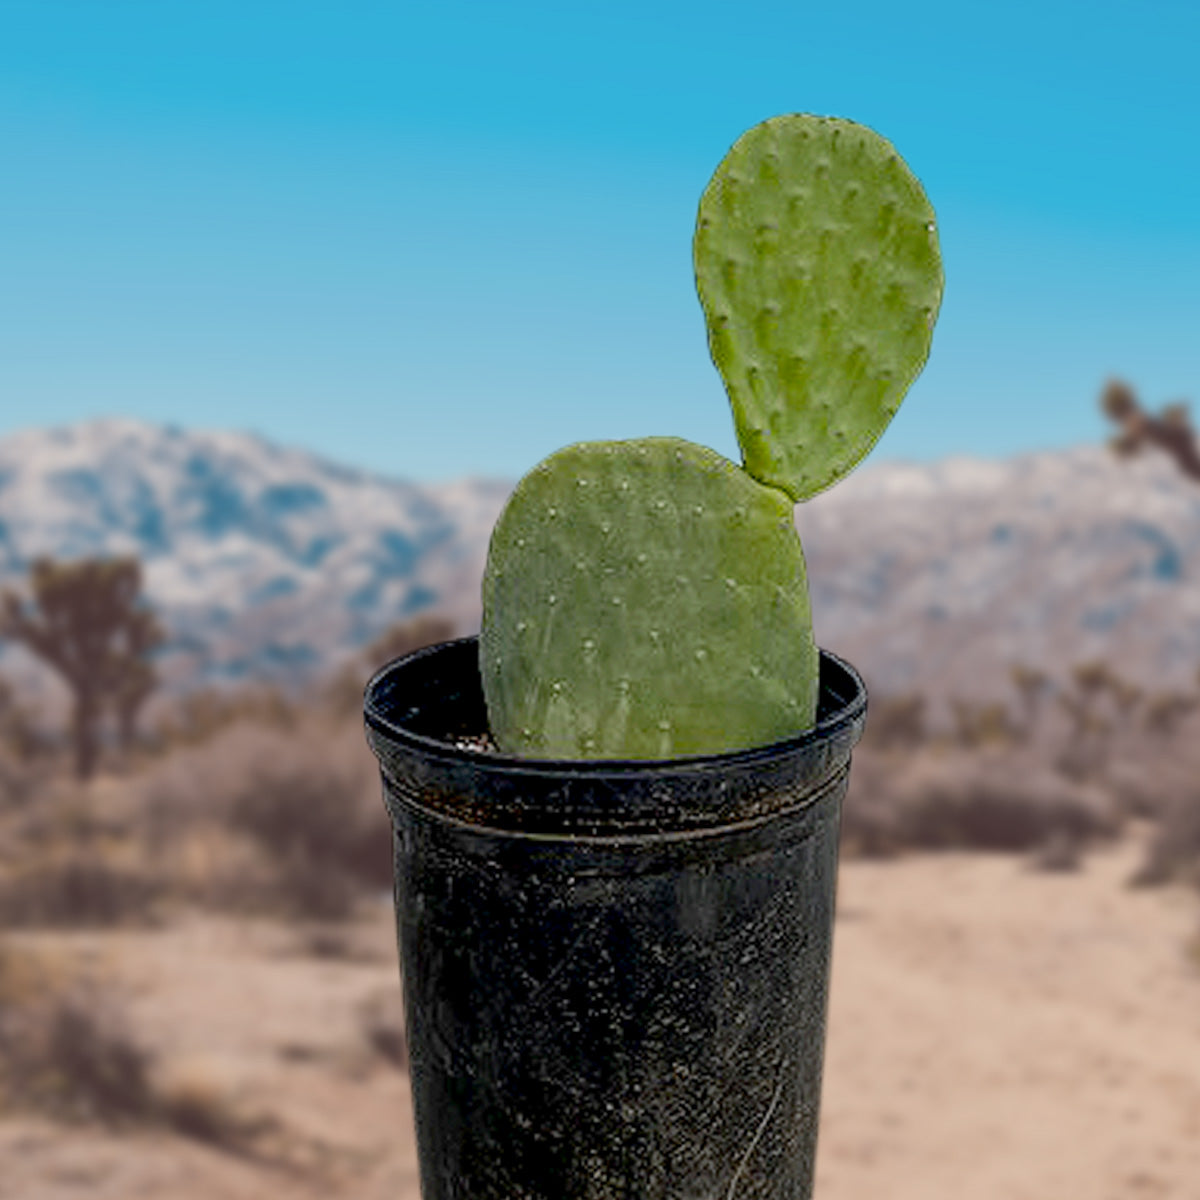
top-left (364, 636), bottom-right (866, 1200)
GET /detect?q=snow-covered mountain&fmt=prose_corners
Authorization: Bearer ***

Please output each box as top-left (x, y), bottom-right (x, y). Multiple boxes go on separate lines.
top-left (1, 418), bottom-right (1198, 715)
top-left (0, 418), bottom-right (510, 697)
top-left (797, 444), bottom-right (1200, 705)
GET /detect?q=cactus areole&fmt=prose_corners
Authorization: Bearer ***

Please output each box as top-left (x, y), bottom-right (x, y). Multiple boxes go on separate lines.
top-left (481, 113), bottom-right (943, 759)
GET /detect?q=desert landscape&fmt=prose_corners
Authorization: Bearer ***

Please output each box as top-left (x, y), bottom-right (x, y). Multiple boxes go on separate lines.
top-left (0, 626), bottom-right (1197, 1200)
top-left (0, 825), bottom-right (1195, 1198)
top-left (6, 2), bottom-right (1199, 1190)
top-left (1, 413), bottom-right (1199, 1198)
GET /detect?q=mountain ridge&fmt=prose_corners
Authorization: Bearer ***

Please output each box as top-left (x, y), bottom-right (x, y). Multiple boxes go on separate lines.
top-left (0, 418), bottom-right (509, 702)
top-left (0, 418), bottom-right (1197, 719)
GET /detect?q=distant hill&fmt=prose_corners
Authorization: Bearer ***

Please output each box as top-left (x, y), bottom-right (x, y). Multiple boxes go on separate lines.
top-left (798, 444), bottom-right (1200, 708)
top-left (0, 418), bottom-right (510, 702)
top-left (1, 419), bottom-right (1197, 718)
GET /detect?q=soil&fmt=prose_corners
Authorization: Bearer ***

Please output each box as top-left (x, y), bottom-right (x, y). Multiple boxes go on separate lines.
top-left (1, 829), bottom-right (1197, 1199)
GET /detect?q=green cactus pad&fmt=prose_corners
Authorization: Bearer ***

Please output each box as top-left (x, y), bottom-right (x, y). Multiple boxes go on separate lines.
top-left (480, 437), bottom-right (818, 759)
top-left (694, 113), bottom-right (943, 501)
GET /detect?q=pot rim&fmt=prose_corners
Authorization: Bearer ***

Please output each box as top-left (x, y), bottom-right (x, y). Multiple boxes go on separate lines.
top-left (363, 636), bottom-right (867, 779)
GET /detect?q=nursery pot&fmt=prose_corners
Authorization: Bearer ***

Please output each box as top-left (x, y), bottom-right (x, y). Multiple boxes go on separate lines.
top-left (364, 636), bottom-right (867, 1200)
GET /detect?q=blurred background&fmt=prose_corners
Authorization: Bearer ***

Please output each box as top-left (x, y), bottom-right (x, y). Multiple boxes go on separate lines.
top-left (0, 1), bottom-right (1198, 1196)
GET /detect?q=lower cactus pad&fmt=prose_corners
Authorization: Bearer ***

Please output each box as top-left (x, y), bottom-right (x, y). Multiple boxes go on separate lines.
top-left (480, 437), bottom-right (818, 759)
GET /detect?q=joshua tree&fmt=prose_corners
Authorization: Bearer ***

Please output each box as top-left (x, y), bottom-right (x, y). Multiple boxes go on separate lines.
top-left (0, 556), bottom-right (163, 780)
top-left (1100, 378), bottom-right (1200, 482)
top-left (1141, 689), bottom-right (1198, 738)
top-left (111, 609), bottom-right (165, 757)
top-left (1051, 659), bottom-right (1147, 779)
top-left (1101, 379), bottom-right (1200, 729)
top-left (950, 697), bottom-right (1021, 750)
top-left (1009, 662), bottom-right (1053, 740)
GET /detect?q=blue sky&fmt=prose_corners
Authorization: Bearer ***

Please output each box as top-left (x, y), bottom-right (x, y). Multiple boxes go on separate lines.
top-left (2, 0), bottom-right (1198, 483)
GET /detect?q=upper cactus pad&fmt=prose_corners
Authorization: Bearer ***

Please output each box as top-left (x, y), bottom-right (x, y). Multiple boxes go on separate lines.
top-left (694, 114), bottom-right (943, 501)
top-left (480, 437), bottom-right (818, 759)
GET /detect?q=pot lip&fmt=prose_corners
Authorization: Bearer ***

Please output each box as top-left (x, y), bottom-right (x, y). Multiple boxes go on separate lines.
top-left (363, 636), bottom-right (867, 778)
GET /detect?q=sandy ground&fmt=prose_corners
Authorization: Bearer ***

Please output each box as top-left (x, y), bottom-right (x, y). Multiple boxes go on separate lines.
top-left (817, 833), bottom-right (1200, 1199)
top-left (1, 829), bottom-right (1197, 1199)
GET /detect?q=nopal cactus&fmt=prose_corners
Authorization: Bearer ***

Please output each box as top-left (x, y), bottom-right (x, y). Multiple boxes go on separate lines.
top-left (695, 115), bottom-right (942, 502)
top-left (480, 113), bottom-right (943, 759)
top-left (481, 438), bottom-right (817, 758)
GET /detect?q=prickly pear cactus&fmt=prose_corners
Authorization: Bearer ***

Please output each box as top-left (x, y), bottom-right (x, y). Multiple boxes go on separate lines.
top-left (480, 113), bottom-right (942, 759)
top-left (695, 114), bottom-right (943, 501)
top-left (481, 438), bottom-right (817, 759)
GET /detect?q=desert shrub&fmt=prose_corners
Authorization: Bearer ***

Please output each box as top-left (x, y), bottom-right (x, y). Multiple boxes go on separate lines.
top-left (321, 610), bottom-right (456, 719)
top-left (897, 750), bottom-right (1115, 849)
top-left (153, 1056), bottom-right (276, 1154)
top-left (837, 750), bottom-right (909, 857)
top-left (150, 684), bottom-right (298, 753)
top-left (0, 774), bottom-right (179, 927)
top-left (319, 663), bottom-right (369, 721)
top-left (363, 612), bottom-right (456, 676)
top-left (949, 698), bottom-right (1023, 750)
top-left (1104, 755), bottom-right (1198, 821)
top-left (1132, 793), bottom-right (1200, 888)
top-left (1030, 829), bottom-right (1084, 873)
top-left (225, 743), bottom-right (389, 918)
top-left (0, 848), bottom-right (165, 927)
top-left (137, 714), bottom-right (390, 919)
top-left (1141, 690), bottom-right (1199, 738)
top-left (0, 948), bottom-right (154, 1124)
top-left (0, 746), bottom-right (46, 812)
top-left (861, 692), bottom-right (927, 751)
top-left (842, 746), bottom-right (1117, 857)
top-left (35, 992), bottom-right (156, 1121)
top-left (0, 941), bottom-right (274, 1151)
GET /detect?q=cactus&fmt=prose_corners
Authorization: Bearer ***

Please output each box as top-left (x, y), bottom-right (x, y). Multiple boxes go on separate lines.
top-left (481, 437), bottom-right (816, 758)
top-left (695, 115), bottom-right (942, 501)
top-left (480, 114), bottom-right (942, 759)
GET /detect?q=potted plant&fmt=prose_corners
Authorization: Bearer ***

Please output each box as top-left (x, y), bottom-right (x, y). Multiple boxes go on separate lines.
top-left (365, 112), bottom-right (942, 1200)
